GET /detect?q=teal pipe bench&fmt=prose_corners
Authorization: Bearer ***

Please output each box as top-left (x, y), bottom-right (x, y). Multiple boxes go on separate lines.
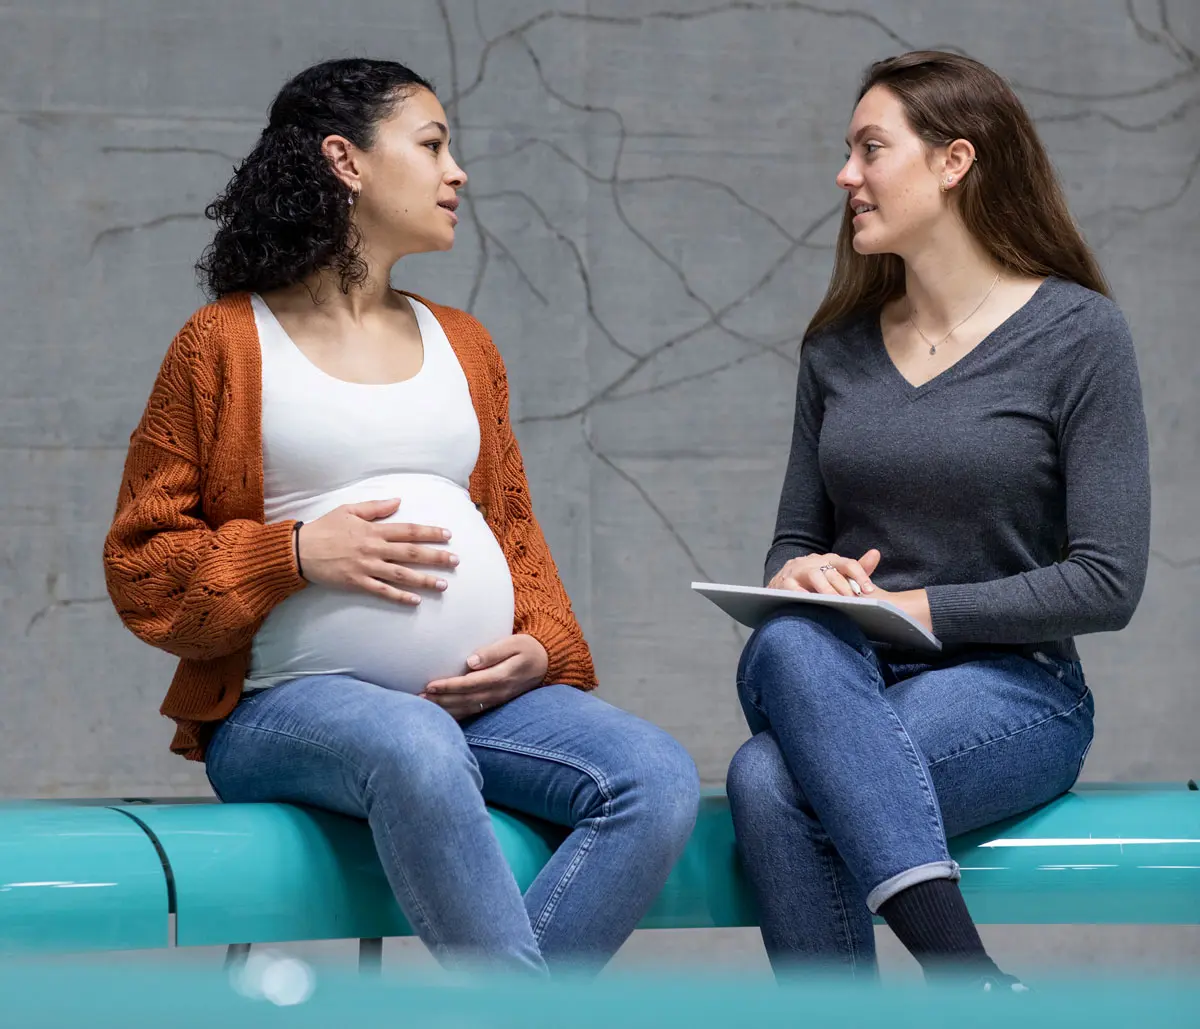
top-left (0, 804), bottom-right (170, 954)
top-left (3, 783), bottom-right (1198, 956)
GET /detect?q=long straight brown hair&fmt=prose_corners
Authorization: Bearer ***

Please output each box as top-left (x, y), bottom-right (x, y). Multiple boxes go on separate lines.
top-left (806, 51), bottom-right (1109, 339)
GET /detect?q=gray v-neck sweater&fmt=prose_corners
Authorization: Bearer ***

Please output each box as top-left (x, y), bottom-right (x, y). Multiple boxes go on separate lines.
top-left (766, 277), bottom-right (1150, 661)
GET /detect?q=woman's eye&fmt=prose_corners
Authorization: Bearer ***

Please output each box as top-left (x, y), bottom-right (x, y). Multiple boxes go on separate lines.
top-left (425, 140), bottom-right (442, 153)
top-left (864, 143), bottom-right (881, 155)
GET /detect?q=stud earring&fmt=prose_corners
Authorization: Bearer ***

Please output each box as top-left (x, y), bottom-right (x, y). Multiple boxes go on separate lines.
top-left (940, 177), bottom-right (954, 193)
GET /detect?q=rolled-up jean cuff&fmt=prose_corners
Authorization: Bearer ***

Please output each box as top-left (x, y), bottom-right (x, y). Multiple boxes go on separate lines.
top-left (865, 860), bottom-right (961, 914)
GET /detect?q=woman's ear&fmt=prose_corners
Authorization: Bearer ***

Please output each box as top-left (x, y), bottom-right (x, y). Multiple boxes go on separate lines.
top-left (940, 138), bottom-right (977, 191)
top-left (321, 134), bottom-right (362, 193)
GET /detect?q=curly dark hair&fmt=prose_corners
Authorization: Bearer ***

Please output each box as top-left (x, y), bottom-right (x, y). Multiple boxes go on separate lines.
top-left (196, 58), bottom-right (434, 298)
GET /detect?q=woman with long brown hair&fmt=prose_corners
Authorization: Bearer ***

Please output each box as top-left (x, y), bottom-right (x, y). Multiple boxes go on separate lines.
top-left (726, 51), bottom-right (1149, 987)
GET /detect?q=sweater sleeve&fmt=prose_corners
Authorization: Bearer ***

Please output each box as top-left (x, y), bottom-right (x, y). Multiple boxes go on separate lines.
top-left (103, 313), bottom-right (306, 662)
top-left (485, 344), bottom-right (597, 690)
top-left (764, 341), bottom-right (836, 584)
top-left (926, 302), bottom-right (1151, 644)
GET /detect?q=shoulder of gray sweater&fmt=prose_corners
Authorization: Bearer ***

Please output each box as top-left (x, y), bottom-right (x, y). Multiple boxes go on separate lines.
top-left (799, 310), bottom-right (875, 371)
top-left (1045, 280), bottom-right (1139, 375)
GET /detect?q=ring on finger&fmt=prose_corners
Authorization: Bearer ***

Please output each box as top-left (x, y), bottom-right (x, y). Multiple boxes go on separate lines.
top-left (818, 563), bottom-right (835, 573)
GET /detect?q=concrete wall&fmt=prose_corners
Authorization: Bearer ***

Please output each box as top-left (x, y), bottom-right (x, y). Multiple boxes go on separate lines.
top-left (1, 0), bottom-right (1196, 969)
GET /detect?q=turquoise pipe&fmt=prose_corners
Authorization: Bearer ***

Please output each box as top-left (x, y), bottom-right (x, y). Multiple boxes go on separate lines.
top-left (114, 783), bottom-right (1198, 947)
top-left (0, 805), bottom-right (168, 954)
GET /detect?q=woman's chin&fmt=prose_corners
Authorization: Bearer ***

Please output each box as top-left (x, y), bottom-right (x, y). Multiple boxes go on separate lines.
top-left (851, 229), bottom-right (885, 255)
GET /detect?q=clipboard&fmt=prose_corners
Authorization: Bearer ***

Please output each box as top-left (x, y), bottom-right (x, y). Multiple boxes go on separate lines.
top-left (691, 581), bottom-right (942, 652)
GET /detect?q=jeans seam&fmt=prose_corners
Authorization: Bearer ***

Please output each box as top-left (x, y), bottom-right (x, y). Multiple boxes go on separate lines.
top-left (925, 687), bottom-right (1093, 769)
top-left (462, 734), bottom-right (615, 942)
top-left (819, 832), bottom-right (858, 972)
top-left (462, 736), bottom-right (615, 796)
top-left (532, 812), bottom-right (605, 942)
top-left (217, 719), bottom-right (348, 765)
top-left (369, 799), bottom-right (442, 948)
top-left (879, 693), bottom-right (950, 854)
top-left (213, 720), bottom-right (443, 946)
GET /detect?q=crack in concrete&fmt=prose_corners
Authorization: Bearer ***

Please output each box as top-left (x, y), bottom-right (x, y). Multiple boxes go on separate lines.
top-left (1089, 144), bottom-right (1200, 247)
top-left (472, 189), bottom-right (640, 359)
top-left (1127, 0), bottom-right (1198, 69)
top-left (439, 3), bottom-right (840, 435)
top-left (518, 33), bottom-right (812, 365)
top-left (101, 145), bottom-right (240, 162)
top-left (1038, 92), bottom-right (1200, 133)
top-left (26, 597), bottom-right (110, 635)
top-left (582, 425), bottom-right (747, 652)
top-left (90, 212), bottom-right (204, 256)
top-left (469, 137), bottom-right (804, 250)
top-left (1151, 548), bottom-right (1200, 570)
top-left (515, 201), bottom-right (836, 424)
top-left (583, 429), bottom-right (714, 583)
top-left (450, 2), bottom-right (1197, 108)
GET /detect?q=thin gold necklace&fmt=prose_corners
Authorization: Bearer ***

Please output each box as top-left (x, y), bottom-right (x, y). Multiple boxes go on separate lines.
top-left (906, 272), bottom-right (1001, 356)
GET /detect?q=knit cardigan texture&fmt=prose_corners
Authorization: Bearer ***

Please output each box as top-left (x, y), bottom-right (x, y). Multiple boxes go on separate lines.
top-left (104, 292), bottom-right (596, 760)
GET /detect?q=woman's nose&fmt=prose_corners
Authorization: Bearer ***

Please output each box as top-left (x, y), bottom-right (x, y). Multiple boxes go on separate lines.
top-left (836, 159), bottom-right (860, 191)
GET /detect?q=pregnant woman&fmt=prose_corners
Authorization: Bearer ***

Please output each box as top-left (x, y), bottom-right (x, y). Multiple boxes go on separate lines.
top-left (726, 52), bottom-right (1150, 987)
top-left (104, 57), bottom-right (698, 976)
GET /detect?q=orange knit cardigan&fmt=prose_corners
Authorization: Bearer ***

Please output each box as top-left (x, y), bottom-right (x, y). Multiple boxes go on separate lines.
top-left (104, 292), bottom-right (596, 760)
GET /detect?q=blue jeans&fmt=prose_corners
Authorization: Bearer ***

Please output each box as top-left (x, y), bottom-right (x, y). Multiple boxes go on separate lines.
top-left (726, 609), bottom-right (1093, 977)
top-left (204, 679), bottom-right (699, 976)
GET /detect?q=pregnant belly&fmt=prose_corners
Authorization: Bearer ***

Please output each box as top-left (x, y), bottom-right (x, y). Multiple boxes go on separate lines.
top-left (249, 476), bottom-right (515, 693)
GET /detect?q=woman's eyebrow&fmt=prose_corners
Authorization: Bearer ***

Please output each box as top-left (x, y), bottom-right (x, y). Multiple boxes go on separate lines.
top-left (845, 124), bottom-right (887, 147)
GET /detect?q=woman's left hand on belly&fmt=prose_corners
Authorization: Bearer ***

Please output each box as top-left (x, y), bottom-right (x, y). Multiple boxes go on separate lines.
top-left (420, 634), bottom-right (549, 719)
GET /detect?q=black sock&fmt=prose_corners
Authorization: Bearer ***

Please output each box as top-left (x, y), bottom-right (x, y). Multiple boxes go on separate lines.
top-left (877, 878), bottom-right (1000, 980)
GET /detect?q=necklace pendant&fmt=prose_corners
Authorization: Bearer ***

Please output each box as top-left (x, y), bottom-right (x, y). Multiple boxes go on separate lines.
top-left (929, 344), bottom-right (938, 355)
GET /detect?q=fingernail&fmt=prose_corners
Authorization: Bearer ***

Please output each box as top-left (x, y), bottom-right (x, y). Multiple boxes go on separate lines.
top-left (436, 579), bottom-right (448, 590)
top-left (467, 655), bottom-right (480, 668)
top-left (448, 554), bottom-right (460, 567)
top-left (441, 530), bottom-right (452, 540)
top-left (864, 582), bottom-right (875, 592)
top-left (411, 596), bottom-right (422, 605)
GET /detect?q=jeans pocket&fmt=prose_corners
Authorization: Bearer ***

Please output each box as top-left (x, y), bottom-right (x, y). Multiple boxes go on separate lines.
top-left (1031, 651), bottom-right (1089, 699)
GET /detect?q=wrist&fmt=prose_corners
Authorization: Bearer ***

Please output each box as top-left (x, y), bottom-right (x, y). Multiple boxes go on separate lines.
top-left (896, 589), bottom-right (932, 631)
top-left (521, 634), bottom-right (550, 682)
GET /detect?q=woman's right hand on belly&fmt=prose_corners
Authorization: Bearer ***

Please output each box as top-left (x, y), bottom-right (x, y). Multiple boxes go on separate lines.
top-left (295, 498), bottom-right (460, 606)
top-left (769, 549), bottom-right (880, 597)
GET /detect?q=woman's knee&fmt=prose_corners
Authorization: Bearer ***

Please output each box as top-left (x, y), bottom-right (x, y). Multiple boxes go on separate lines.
top-left (740, 612), bottom-right (873, 711)
top-left (726, 731), bottom-right (799, 817)
top-left (615, 724), bottom-right (701, 840)
top-left (748, 612), bottom-right (864, 671)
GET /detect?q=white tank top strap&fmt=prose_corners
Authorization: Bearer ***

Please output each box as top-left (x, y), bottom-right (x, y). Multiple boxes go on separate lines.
top-left (403, 294), bottom-right (458, 378)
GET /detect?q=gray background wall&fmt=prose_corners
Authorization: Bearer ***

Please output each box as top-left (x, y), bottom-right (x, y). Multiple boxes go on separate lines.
top-left (1, 0), bottom-right (1196, 974)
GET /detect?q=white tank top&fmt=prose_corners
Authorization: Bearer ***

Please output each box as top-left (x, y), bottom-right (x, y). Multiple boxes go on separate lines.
top-left (245, 293), bottom-right (515, 693)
